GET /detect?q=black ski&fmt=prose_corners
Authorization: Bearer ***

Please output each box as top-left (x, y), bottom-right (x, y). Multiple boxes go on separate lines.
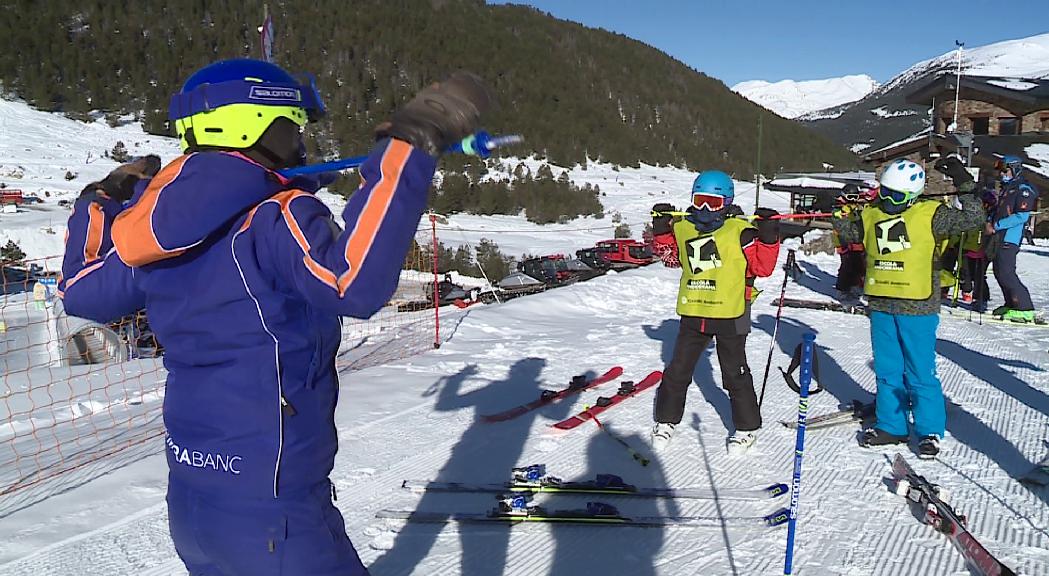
top-left (377, 497), bottom-right (789, 528)
top-left (402, 475), bottom-right (788, 501)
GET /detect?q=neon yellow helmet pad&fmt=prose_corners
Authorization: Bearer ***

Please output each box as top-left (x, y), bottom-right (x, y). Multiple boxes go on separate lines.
top-left (175, 103), bottom-right (307, 152)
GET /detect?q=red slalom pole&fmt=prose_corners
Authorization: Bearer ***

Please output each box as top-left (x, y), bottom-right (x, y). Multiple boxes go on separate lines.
top-left (430, 213), bottom-right (440, 349)
top-left (767, 212), bottom-right (834, 220)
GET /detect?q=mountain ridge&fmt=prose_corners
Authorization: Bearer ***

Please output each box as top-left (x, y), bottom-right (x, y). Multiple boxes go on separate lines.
top-left (732, 74), bottom-right (877, 119)
top-left (804, 32), bottom-right (1049, 151)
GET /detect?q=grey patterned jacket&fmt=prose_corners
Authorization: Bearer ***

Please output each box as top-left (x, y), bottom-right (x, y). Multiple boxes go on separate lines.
top-left (832, 182), bottom-right (984, 316)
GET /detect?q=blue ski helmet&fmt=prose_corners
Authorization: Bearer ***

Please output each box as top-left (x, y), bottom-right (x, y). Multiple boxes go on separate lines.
top-left (169, 59), bottom-right (326, 153)
top-left (692, 171), bottom-right (734, 200)
top-left (997, 155), bottom-right (1024, 184)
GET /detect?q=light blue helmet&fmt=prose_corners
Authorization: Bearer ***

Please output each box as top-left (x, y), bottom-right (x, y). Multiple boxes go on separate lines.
top-left (692, 170), bottom-right (734, 198)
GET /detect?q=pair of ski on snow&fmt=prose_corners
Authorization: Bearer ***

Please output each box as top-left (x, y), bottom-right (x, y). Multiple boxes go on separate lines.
top-left (774, 297), bottom-right (1048, 327)
top-left (378, 465), bottom-right (791, 528)
top-left (479, 366), bottom-right (662, 429)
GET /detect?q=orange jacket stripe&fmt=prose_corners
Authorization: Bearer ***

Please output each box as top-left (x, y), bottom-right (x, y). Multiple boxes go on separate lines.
top-left (63, 259), bottom-right (105, 291)
top-left (337, 140), bottom-right (411, 295)
top-left (112, 155), bottom-right (192, 266)
top-left (84, 202), bottom-right (105, 263)
top-left (237, 191), bottom-right (340, 292)
top-left (274, 191), bottom-right (339, 291)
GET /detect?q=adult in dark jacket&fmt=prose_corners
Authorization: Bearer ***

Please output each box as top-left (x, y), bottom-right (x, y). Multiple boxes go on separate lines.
top-left (989, 155), bottom-right (1038, 323)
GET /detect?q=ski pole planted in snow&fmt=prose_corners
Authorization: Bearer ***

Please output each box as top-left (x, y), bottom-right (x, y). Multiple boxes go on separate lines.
top-left (278, 131), bottom-right (524, 178)
top-left (758, 249), bottom-right (796, 408)
top-left (784, 332), bottom-right (815, 575)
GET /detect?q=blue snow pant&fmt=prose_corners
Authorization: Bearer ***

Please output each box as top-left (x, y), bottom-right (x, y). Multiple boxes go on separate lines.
top-left (167, 476), bottom-right (368, 576)
top-left (869, 311), bottom-right (945, 438)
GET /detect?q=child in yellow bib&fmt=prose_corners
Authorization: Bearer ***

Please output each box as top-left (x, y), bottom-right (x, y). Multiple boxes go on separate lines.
top-left (832, 157), bottom-right (984, 459)
top-left (650, 171), bottom-right (781, 456)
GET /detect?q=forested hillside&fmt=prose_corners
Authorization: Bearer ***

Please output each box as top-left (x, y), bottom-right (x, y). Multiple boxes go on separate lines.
top-left (0, 0), bottom-right (856, 221)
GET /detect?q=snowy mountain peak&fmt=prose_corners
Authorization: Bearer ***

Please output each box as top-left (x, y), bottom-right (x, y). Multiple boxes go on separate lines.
top-left (878, 32), bottom-right (1049, 95)
top-left (731, 74), bottom-right (878, 119)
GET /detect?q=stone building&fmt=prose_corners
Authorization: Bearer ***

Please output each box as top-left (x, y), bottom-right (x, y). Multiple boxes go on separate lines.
top-left (862, 74), bottom-right (1049, 231)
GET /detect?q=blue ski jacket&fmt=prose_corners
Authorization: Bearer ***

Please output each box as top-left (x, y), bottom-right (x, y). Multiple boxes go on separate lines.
top-left (994, 180), bottom-right (1037, 246)
top-left (59, 139), bottom-right (436, 500)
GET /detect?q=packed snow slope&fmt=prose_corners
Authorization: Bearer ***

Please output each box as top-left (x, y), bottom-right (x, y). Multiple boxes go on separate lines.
top-left (1, 239), bottom-right (1048, 575)
top-left (805, 31), bottom-right (1049, 151)
top-left (732, 75), bottom-right (878, 119)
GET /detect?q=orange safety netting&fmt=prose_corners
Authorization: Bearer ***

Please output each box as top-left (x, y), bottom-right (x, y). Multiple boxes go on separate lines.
top-left (0, 236), bottom-right (439, 516)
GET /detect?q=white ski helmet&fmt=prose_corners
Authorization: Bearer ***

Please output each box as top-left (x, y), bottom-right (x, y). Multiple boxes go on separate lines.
top-left (878, 159), bottom-right (925, 204)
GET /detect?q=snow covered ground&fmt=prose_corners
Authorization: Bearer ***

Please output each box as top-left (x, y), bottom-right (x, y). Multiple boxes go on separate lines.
top-left (1, 239), bottom-right (1048, 575)
top-left (731, 75), bottom-right (878, 120)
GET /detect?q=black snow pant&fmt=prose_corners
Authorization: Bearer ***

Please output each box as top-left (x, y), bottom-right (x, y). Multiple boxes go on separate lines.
top-left (960, 255), bottom-right (990, 303)
top-left (834, 251), bottom-right (865, 292)
top-left (993, 243), bottom-right (1034, 311)
top-left (654, 318), bottom-right (761, 432)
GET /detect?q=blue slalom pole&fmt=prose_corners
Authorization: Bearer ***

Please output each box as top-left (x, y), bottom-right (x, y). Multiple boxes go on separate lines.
top-left (278, 131), bottom-right (523, 178)
top-left (784, 332), bottom-right (815, 575)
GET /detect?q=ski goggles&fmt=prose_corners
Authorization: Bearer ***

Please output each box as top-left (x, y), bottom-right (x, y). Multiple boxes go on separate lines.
top-left (691, 193), bottom-right (728, 211)
top-left (878, 185), bottom-right (913, 206)
top-left (168, 74), bottom-right (326, 122)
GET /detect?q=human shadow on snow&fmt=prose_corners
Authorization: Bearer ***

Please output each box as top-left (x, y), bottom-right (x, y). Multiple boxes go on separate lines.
top-left (368, 357), bottom-right (606, 575)
top-left (753, 314), bottom-right (1049, 509)
top-left (547, 433), bottom-right (674, 576)
top-left (643, 320), bottom-right (733, 433)
top-left (935, 339), bottom-right (1048, 416)
top-left (752, 314), bottom-right (875, 414)
top-left (793, 260), bottom-right (842, 299)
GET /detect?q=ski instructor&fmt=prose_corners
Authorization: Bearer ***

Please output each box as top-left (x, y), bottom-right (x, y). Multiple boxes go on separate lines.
top-left (58, 59), bottom-right (493, 575)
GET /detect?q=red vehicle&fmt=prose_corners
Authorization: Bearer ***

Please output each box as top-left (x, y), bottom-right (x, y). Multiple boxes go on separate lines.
top-left (0, 189), bottom-right (24, 206)
top-left (595, 239), bottom-right (654, 269)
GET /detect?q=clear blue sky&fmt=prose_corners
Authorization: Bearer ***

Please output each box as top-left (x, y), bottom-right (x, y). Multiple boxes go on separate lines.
top-left (488, 0), bottom-right (1049, 86)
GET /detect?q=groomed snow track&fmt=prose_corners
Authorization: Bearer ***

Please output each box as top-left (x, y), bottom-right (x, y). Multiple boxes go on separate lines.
top-left (2, 248), bottom-right (1049, 576)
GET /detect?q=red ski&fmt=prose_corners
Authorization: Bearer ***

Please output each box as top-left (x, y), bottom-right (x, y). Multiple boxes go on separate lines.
top-left (481, 367), bottom-right (623, 423)
top-left (552, 371), bottom-right (663, 430)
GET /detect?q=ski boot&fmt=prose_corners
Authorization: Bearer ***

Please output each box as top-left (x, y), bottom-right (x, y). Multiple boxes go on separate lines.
top-left (918, 435), bottom-right (940, 460)
top-left (991, 305), bottom-right (1012, 317)
top-left (860, 428), bottom-right (907, 448)
top-left (651, 422), bottom-right (675, 452)
top-left (1002, 309), bottom-right (1035, 324)
top-left (727, 431), bottom-right (757, 456)
top-left (961, 292), bottom-right (973, 304)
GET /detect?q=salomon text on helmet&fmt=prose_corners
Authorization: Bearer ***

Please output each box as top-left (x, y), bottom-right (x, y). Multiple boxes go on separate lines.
top-left (169, 59), bottom-right (326, 153)
top-left (878, 159), bottom-right (925, 206)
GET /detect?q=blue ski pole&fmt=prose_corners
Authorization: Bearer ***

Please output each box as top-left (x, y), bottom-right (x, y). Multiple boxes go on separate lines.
top-left (278, 131), bottom-right (523, 178)
top-left (784, 332), bottom-right (815, 575)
